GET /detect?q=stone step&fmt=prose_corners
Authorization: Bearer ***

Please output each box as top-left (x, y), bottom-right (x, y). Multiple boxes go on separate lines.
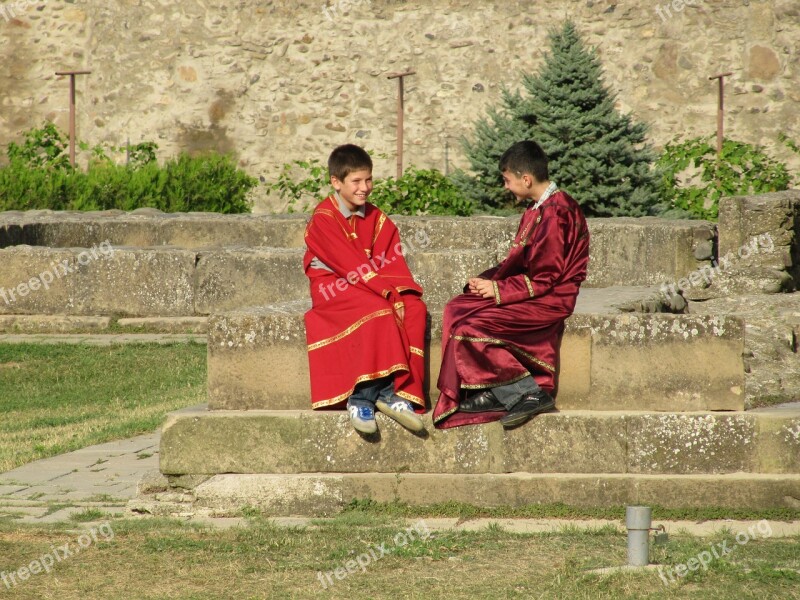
top-left (208, 299), bottom-right (745, 412)
top-left (177, 473), bottom-right (800, 515)
top-left (159, 406), bottom-right (800, 478)
top-left (1, 212), bottom-right (715, 288)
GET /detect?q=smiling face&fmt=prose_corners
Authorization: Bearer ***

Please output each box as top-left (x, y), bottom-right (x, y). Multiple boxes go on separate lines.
top-left (331, 168), bottom-right (373, 211)
top-left (501, 169), bottom-right (535, 203)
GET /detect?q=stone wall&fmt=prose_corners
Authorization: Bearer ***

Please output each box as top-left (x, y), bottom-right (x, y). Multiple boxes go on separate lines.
top-left (1, 0), bottom-right (798, 211)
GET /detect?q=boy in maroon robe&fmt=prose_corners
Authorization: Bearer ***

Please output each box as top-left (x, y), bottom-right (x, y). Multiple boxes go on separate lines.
top-left (433, 140), bottom-right (590, 429)
top-left (303, 144), bottom-right (426, 434)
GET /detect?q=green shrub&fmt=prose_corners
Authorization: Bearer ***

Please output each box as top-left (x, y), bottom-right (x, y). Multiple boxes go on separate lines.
top-left (656, 136), bottom-right (793, 220)
top-left (267, 160), bottom-right (474, 216)
top-left (0, 124), bottom-right (256, 213)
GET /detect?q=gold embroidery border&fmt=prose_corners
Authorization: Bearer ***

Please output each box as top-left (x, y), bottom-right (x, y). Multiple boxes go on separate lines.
top-left (395, 390), bottom-right (425, 407)
top-left (363, 271), bottom-right (377, 282)
top-left (460, 372), bottom-right (530, 390)
top-left (451, 335), bottom-right (556, 372)
top-left (524, 274), bottom-right (535, 298)
top-left (373, 213), bottom-right (387, 245)
top-left (432, 405), bottom-right (458, 424)
top-left (312, 364), bottom-right (408, 409)
top-left (492, 281), bottom-right (501, 305)
top-left (307, 309), bottom-right (393, 351)
top-left (410, 346), bottom-right (424, 357)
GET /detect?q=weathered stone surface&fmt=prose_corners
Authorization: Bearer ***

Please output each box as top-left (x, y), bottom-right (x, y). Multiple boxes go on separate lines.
top-left (160, 407), bottom-right (498, 475)
top-left (148, 472), bottom-right (800, 514)
top-left (688, 294), bottom-right (800, 409)
top-left (0, 211), bottom-right (308, 250)
top-left (194, 474), bottom-right (345, 517)
top-left (0, 213), bottom-right (712, 292)
top-left (159, 407), bottom-right (800, 477)
top-left (194, 248), bottom-right (307, 314)
top-left (584, 218), bottom-right (715, 288)
top-left (208, 304), bottom-right (745, 412)
top-left (715, 191), bottom-right (800, 295)
top-left (501, 413), bottom-right (627, 473)
top-left (0, 246), bottom-right (196, 316)
top-left (0, 314), bottom-right (111, 333)
top-left (116, 317), bottom-right (208, 333)
top-left (627, 414), bottom-right (757, 475)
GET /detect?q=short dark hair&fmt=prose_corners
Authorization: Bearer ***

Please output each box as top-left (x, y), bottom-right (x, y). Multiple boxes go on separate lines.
top-left (328, 144), bottom-right (373, 182)
top-left (499, 141), bottom-right (549, 182)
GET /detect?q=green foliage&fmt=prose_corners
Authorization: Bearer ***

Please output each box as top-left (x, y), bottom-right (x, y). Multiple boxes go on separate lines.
top-left (458, 20), bottom-right (660, 216)
top-left (370, 168), bottom-right (474, 216)
top-left (267, 160), bottom-right (474, 216)
top-left (0, 123), bottom-right (256, 213)
top-left (266, 159), bottom-right (331, 213)
top-left (657, 136), bottom-right (793, 220)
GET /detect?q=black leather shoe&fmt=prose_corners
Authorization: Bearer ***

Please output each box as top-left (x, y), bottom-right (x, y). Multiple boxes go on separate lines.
top-left (459, 390), bottom-right (506, 413)
top-left (500, 390), bottom-right (555, 427)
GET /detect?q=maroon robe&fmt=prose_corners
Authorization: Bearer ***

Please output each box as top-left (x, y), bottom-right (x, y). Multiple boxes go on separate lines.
top-left (433, 190), bottom-right (590, 428)
top-left (304, 196), bottom-right (426, 410)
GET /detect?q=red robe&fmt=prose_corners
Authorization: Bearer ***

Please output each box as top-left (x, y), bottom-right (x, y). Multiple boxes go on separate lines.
top-left (433, 190), bottom-right (590, 428)
top-left (304, 196), bottom-right (426, 410)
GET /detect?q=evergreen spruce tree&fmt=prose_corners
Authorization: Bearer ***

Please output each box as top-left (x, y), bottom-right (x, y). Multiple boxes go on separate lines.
top-left (452, 88), bottom-right (534, 209)
top-left (457, 20), bottom-right (660, 216)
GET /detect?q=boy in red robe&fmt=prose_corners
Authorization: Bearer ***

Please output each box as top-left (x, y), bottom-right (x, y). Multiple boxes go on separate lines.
top-left (303, 144), bottom-right (426, 434)
top-left (433, 140), bottom-right (590, 429)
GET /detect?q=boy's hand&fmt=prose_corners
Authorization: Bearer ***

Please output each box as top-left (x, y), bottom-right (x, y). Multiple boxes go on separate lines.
top-left (468, 278), bottom-right (494, 299)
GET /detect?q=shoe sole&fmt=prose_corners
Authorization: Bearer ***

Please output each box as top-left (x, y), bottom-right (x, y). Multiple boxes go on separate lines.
top-left (375, 402), bottom-right (425, 432)
top-left (500, 400), bottom-right (555, 428)
top-left (351, 419), bottom-right (377, 434)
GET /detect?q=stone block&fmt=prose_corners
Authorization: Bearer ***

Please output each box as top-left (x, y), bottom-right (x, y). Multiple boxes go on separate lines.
top-left (172, 472), bottom-right (800, 514)
top-left (208, 305), bottom-right (745, 412)
top-left (717, 191), bottom-right (800, 293)
top-left (159, 407), bottom-right (800, 477)
top-left (194, 248), bottom-right (307, 314)
top-left (585, 218), bottom-right (715, 288)
top-left (207, 302), bottom-right (310, 410)
top-left (626, 414), bottom-right (757, 474)
top-left (574, 313), bottom-right (745, 411)
top-left (501, 412), bottom-right (627, 473)
top-left (0, 246), bottom-right (196, 316)
top-left (160, 408), bottom-right (497, 476)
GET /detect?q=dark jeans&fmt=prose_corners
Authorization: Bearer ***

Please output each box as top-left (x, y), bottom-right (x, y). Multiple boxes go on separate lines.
top-left (347, 375), bottom-right (394, 408)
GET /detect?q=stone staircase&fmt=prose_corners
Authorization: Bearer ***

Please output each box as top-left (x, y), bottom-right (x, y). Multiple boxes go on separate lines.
top-left (1, 193), bottom-right (799, 515)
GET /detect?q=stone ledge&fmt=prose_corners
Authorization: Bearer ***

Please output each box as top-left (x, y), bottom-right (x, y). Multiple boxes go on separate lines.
top-left (208, 306), bottom-right (745, 412)
top-left (142, 472), bottom-right (800, 515)
top-left (159, 407), bottom-right (800, 477)
top-left (0, 211), bottom-right (715, 288)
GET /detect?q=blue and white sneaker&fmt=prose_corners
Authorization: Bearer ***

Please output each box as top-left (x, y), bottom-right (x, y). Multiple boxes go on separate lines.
top-left (348, 402), bottom-right (377, 434)
top-left (376, 396), bottom-right (425, 432)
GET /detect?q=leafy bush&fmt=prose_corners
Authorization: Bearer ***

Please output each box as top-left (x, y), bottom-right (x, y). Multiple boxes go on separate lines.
top-left (0, 123), bottom-right (256, 213)
top-left (267, 160), bottom-right (475, 216)
top-left (656, 136), bottom-right (793, 220)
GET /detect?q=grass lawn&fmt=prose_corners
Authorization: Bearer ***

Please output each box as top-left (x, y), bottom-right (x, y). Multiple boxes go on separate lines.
top-left (0, 512), bottom-right (798, 599)
top-left (0, 342), bottom-right (206, 472)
